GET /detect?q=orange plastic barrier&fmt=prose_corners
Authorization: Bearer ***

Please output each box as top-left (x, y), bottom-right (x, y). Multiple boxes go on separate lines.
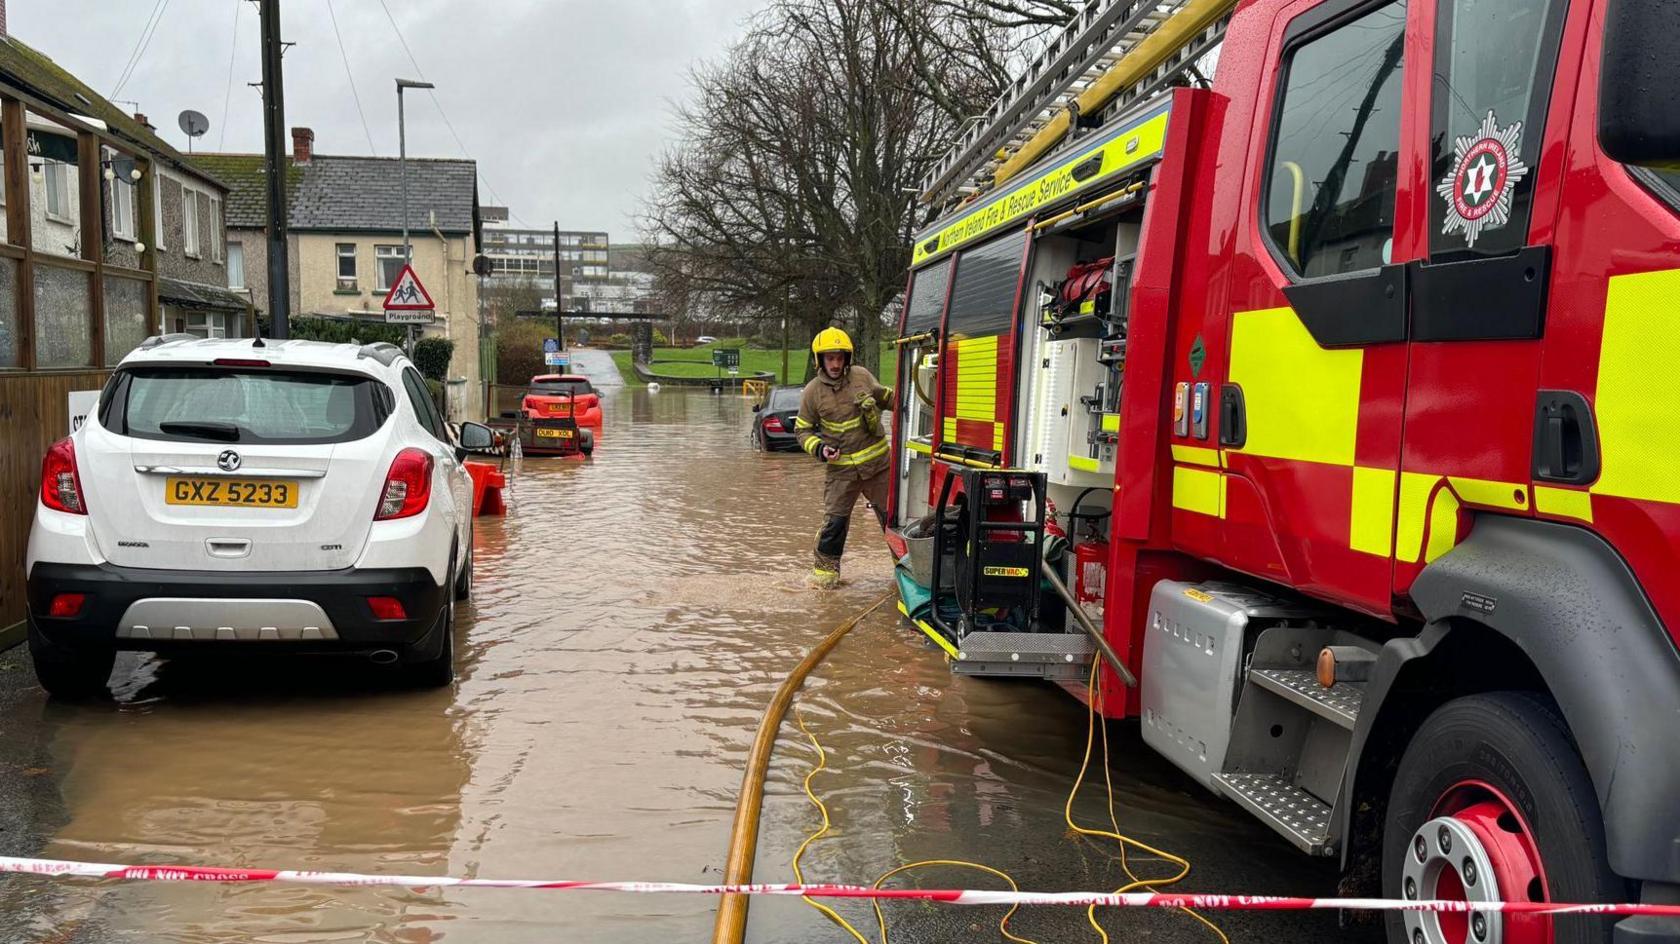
top-left (465, 461), bottom-right (507, 517)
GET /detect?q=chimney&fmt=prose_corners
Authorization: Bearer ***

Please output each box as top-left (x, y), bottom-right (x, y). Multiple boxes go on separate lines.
top-left (291, 126), bottom-right (314, 164)
top-left (133, 112), bottom-right (154, 131)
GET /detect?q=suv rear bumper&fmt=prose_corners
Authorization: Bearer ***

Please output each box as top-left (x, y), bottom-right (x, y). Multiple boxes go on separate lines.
top-left (27, 562), bottom-right (447, 652)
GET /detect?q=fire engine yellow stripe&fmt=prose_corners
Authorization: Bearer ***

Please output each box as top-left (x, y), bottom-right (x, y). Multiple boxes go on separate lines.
top-left (1228, 307), bottom-right (1362, 467)
top-left (1446, 476), bottom-right (1529, 511)
top-left (907, 440), bottom-right (933, 456)
top-left (1395, 471), bottom-right (1439, 564)
top-left (1102, 413), bottom-right (1120, 433)
top-left (993, 424), bottom-right (1006, 452)
top-left (1070, 455), bottom-right (1102, 473)
top-left (1171, 445), bottom-right (1220, 468)
top-left (943, 417), bottom-right (957, 441)
top-left (1425, 488), bottom-right (1462, 563)
top-left (1594, 268), bottom-right (1680, 503)
top-left (1172, 466), bottom-right (1225, 518)
top-left (912, 110), bottom-right (1170, 265)
top-left (1533, 485), bottom-right (1593, 523)
top-left (1349, 466), bottom-right (1396, 557)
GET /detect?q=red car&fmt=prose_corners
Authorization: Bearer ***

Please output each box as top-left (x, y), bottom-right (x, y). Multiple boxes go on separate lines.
top-left (522, 375), bottom-right (603, 426)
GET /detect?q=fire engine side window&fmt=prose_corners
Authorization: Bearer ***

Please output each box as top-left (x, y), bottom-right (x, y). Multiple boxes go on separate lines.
top-left (1428, 0), bottom-right (1566, 258)
top-left (946, 230), bottom-right (1027, 338)
top-left (1262, 1), bottom-right (1407, 279)
top-left (904, 260), bottom-right (951, 335)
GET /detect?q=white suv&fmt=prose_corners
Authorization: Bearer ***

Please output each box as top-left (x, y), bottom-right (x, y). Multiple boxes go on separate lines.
top-left (25, 336), bottom-right (498, 697)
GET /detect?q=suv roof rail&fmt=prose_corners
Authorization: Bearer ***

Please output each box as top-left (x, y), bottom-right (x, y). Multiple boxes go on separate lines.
top-left (357, 341), bottom-right (405, 366)
top-left (137, 332), bottom-right (198, 350)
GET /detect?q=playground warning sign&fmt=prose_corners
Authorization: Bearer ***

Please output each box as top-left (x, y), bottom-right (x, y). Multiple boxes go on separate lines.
top-left (382, 264), bottom-right (435, 311)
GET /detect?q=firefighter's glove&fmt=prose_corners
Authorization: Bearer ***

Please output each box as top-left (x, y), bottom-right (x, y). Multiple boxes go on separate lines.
top-left (857, 394), bottom-right (884, 438)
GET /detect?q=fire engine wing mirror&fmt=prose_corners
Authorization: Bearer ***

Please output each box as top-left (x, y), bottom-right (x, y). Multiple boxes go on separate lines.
top-left (1599, 0), bottom-right (1680, 169)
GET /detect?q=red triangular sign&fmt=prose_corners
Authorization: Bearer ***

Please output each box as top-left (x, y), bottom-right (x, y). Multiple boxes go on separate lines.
top-left (382, 264), bottom-right (436, 310)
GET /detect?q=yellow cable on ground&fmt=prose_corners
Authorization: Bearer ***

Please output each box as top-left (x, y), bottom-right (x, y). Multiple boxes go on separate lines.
top-left (1064, 661), bottom-right (1230, 944)
top-left (792, 710), bottom-right (1040, 944)
top-left (713, 590), bottom-right (894, 944)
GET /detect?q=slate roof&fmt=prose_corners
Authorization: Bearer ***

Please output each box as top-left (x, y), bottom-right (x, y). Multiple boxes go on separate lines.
top-left (190, 153), bottom-right (478, 236)
top-left (159, 276), bottom-right (249, 313)
top-left (0, 34), bottom-right (223, 190)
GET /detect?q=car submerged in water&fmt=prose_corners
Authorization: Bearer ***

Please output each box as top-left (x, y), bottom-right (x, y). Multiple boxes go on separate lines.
top-left (522, 374), bottom-right (603, 426)
top-left (751, 385), bottom-right (802, 452)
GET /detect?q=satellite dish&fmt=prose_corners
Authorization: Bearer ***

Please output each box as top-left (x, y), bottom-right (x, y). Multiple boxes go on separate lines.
top-left (177, 109), bottom-right (209, 152)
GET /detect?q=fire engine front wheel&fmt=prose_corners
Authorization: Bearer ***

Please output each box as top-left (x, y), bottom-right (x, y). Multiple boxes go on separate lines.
top-left (1382, 692), bottom-right (1623, 944)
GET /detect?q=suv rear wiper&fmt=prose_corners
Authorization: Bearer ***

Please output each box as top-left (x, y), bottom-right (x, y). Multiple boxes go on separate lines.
top-left (158, 421), bottom-right (242, 442)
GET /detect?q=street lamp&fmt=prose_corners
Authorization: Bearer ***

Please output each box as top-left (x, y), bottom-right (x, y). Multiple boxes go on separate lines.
top-left (396, 78), bottom-right (434, 352)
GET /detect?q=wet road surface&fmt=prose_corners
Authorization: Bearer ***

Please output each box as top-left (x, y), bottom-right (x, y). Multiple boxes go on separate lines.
top-left (0, 384), bottom-right (1378, 943)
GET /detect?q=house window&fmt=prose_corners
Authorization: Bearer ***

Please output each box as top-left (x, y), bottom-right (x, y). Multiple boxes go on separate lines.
top-left (376, 245), bottom-right (406, 291)
top-left (209, 197), bottom-right (222, 261)
top-left (183, 190), bottom-right (201, 257)
top-left (227, 242), bottom-right (245, 290)
top-left (44, 162), bottom-right (71, 221)
top-left (337, 243), bottom-right (357, 288)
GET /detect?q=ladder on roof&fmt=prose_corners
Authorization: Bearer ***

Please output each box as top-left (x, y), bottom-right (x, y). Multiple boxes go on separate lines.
top-left (919, 0), bottom-right (1232, 210)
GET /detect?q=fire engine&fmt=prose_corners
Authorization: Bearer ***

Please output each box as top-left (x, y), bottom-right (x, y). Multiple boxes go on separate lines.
top-left (886, 0), bottom-right (1680, 941)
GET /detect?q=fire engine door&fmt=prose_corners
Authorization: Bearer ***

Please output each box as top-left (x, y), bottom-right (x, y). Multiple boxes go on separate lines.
top-left (1391, 0), bottom-right (1571, 594)
top-left (933, 227), bottom-right (1032, 471)
top-left (1200, 0), bottom-right (1421, 616)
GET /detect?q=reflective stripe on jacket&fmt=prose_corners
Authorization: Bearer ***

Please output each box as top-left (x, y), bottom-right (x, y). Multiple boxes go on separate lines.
top-left (795, 365), bottom-right (893, 477)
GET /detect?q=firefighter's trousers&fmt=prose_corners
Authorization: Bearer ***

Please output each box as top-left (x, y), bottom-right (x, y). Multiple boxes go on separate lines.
top-left (814, 464), bottom-right (889, 575)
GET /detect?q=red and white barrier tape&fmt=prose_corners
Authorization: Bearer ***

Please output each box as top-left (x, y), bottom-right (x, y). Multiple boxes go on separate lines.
top-left (1, 855), bottom-right (1674, 917)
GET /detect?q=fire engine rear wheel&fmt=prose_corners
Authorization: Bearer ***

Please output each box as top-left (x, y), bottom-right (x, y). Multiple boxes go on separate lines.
top-left (1382, 692), bottom-right (1621, 944)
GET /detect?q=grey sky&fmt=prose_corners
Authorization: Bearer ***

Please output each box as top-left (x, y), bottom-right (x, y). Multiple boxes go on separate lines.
top-left (9, 0), bottom-right (764, 239)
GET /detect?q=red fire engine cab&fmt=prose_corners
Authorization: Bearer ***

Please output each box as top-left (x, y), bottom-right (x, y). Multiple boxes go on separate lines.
top-left (887, 0), bottom-right (1680, 940)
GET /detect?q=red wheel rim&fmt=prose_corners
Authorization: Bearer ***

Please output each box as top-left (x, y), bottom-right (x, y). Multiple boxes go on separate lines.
top-left (1425, 779), bottom-right (1552, 944)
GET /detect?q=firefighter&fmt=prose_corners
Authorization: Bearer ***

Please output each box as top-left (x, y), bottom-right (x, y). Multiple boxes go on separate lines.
top-left (795, 327), bottom-right (894, 584)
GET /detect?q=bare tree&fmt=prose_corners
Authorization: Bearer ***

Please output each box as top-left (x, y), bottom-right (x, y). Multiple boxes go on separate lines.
top-left (642, 0), bottom-right (1070, 373)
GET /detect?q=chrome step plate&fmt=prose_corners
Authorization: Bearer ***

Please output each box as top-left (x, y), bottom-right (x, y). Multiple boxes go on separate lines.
top-left (1249, 668), bottom-right (1362, 729)
top-left (1212, 771), bottom-right (1334, 856)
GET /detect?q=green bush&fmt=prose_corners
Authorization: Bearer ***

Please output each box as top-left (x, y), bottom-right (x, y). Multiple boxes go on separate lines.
top-left (413, 337), bottom-right (454, 381)
top-left (653, 328), bottom-right (669, 345)
top-left (606, 333), bottom-right (632, 348)
top-left (256, 315), bottom-right (407, 346)
top-left (424, 378), bottom-right (446, 416)
top-left (495, 319), bottom-right (553, 386)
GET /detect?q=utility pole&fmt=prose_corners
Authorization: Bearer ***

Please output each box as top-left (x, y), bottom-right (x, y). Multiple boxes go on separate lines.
top-left (259, 0), bottom-right (290, 339)
top-left (396, 78), bottom-right (433, 354)
top-left (781, 285), bottom-right (791, 385)
top-left (552, 221), bottom-right (563, 349)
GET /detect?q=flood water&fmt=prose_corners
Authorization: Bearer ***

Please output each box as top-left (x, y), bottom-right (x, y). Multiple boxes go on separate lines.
top-left (0, 383), bottom-right (1373, 944)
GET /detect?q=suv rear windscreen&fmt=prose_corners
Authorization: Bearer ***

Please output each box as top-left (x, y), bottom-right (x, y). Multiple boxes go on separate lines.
top-left (102, 366), bottom-right (390, 444)
top-left (530, 379), bottom-right (594, 396)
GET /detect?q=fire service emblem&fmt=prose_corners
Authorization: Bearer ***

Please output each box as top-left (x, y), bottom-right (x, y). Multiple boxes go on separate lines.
top-left (1437, 110), bottom-right (1528, 249)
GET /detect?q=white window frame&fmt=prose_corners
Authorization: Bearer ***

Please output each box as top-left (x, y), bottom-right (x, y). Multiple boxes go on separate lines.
top-left (209, 196), bottom-right (222, 261)
top-left (182, 187), bottom-right (201, 257)
top-left (375, 244), bottom-right (406, 291)
top-left (227, 242), bottom-right (245, 290)
top-left (111, 179), bottom-right (136, 241)
top-left (44, 161), bottom-right (72, 222)
top-left (337, 243), bottom-right (358, 288)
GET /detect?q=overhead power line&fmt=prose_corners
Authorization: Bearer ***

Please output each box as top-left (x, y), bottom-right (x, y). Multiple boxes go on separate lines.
top-left (218, 0), bottom-right (241, 151)
top-left (374, 0), bottom-right (527, 226)
top-left (111, 0), bottom-right (172, 99)
top-left (325, 0), bottom-right (378, 155)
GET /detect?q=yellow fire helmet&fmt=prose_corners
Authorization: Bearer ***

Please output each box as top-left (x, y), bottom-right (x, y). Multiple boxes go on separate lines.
top-left (811, 326), bottom-right (855, 357)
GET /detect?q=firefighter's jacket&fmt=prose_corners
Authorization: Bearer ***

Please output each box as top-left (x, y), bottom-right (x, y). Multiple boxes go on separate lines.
top-left (795, 365), bottom-right (893, 479)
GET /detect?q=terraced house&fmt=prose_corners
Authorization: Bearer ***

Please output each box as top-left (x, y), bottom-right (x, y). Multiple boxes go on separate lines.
top-left (195, 128), bottom-right (484, 421)
top-left (0, 22), bottom-right (248, 643)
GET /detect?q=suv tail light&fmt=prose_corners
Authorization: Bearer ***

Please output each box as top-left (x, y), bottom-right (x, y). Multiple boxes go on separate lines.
top-left (375, 448), bottom-right (433, 520)
top-left (41, 438), bottom-right (87, 515)
top-left (763, 415), bottom-right (786, 432)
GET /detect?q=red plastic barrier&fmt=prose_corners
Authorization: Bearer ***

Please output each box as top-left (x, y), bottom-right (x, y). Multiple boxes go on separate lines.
top-left (465, 461), bottom-right (506, 517)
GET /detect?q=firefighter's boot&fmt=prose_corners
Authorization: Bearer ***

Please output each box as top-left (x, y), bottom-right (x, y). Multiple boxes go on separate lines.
top-left (813, 514), bottom-right (849, 586)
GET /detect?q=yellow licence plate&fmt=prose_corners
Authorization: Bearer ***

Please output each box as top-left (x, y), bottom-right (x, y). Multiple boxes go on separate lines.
top-left (535, 427), bottom-right (574, 439)
top-left (165, 477), bottom-right (299, 508)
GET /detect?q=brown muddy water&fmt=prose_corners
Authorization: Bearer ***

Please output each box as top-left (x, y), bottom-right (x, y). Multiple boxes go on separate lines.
top-left (0, 386), bottom-right (1373, 944)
